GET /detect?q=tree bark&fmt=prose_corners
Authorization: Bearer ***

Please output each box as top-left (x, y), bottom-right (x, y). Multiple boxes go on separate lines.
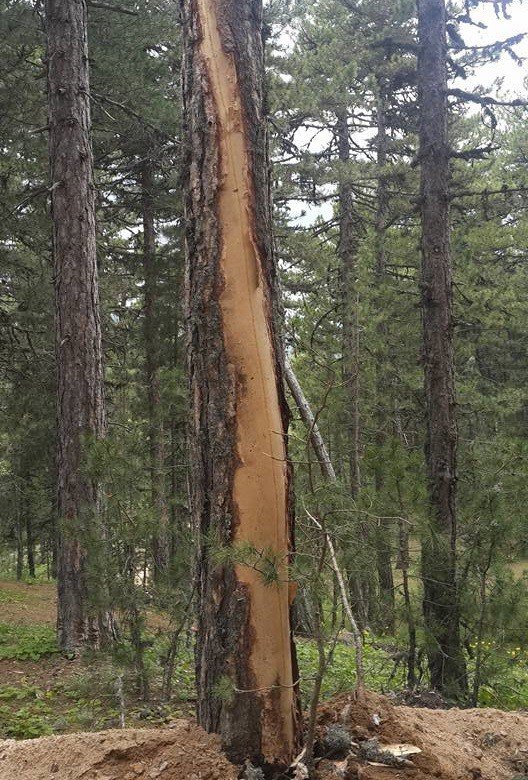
top-left (417, 0), bottom-right (466, 696)
top-left (373, 83), bottom-right (395, 634)
top-left (46, 0), bottom-right (114, 652)
top-left (182, 0), bottom-right (301, 766)
top-left (15, 495), bottom-right (24, 581)
top-left (141, 160), bottom-right (169, 582)
top-left (337, 110), bottom-right (361, 498)
top-left (25, 487), bottom-right (35, 579)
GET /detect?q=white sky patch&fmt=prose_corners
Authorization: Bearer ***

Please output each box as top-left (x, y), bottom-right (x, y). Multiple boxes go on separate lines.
top-left (460, 2), bottom-right (528, 96)
top-left (277, 2), bottom-right (527, 229)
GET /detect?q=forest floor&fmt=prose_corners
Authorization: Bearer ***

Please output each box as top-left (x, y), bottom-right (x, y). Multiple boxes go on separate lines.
top-left (1, 579), bottom-right (528, 779)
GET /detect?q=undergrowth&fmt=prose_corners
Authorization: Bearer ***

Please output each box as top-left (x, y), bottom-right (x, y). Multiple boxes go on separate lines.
top-left (0, 624), bottom-right (58, 661)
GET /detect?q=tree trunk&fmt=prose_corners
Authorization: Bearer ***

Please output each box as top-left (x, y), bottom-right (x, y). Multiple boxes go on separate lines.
top-left (168, 329), bottom-right (183, 584)
top-left (46, 0), bottom-right (113, 652)
top-left (373, 83), bottom-right (395, 634)
top-left (337, 110), bottom-right (361, 497)
top-left (417, 0), bottom-right (466, 697)
top-left (25, 489), bottom-right (35, 579)
top-left (141, 160), bottom-right (169, 582)
top-left (336, 110), bottom-right (371, 625)
top-left (15, 496), bottom-right (24, 581)
top-left (182, 0), bottom-right (301, 766)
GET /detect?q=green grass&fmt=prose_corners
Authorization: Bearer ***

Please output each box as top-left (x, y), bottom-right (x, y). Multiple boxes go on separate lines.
top-left (296, 633), bottom-right (405, 707)
top-left (0, 624), bottom-right (58, 661)
top-left (0, 589), bottom-right (28, 605)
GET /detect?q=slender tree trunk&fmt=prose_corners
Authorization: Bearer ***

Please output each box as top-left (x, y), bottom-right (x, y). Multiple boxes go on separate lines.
top-left (337, 110), bottom-right (361, 497)
top-left (168, 289), bottom-right (183, 584)
top-left (372, 82), bottom-right (395, 633)
top-left (182, 0), bottom-right (301, 766)
top-left (46, 0), bottom-right (113, 652)
top-left (417, 0), bottom-right (466, 697)
top-left (396, 501), bottom-right (417, 688)
top-left (15, 495), bottom-right (24, 581)
top-left (336, 111), bottom-right (371, 625)
top-left (25, 490), bottom-right (35, 579)
top-left (141, 160), bottom-right (169, 582)
top-left (284, 361), bottom-right (365, 696)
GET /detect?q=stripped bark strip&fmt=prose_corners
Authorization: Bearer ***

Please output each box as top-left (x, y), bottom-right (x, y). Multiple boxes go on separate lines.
top-left (182, 0), bottom-right (301, 765)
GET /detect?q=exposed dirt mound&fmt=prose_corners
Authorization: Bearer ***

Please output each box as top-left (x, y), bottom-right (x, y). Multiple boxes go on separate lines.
top-left (0, 722), bottom-right (237, 780)
top-left (2, 692), bottom-right (528, 780)
top-left (316, 691), bottom-right (528, 779)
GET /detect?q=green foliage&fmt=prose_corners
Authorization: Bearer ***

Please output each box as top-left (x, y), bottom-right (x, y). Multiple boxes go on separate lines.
top-left (296, 633), bottom-right (406, 707)
top-left (212, 675), bottom-right (236, 705)
top-left (0, 625), bottom-right (58, 661)
top-left (0, 705), bottom-right (53, 740)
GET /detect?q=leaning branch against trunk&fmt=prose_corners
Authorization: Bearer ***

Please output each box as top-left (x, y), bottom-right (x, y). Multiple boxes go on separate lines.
top-left (284, 361), bottom-right (364, 696)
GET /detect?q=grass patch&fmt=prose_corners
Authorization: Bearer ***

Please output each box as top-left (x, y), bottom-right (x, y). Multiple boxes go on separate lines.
top-left (296, 633), bottom-right (405, 707)
top-left (0, 624), bottom-right (58, 661)
top-left (0, 589), bottom-right (28, 605)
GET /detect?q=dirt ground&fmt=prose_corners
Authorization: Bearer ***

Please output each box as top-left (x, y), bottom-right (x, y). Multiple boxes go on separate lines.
top-left (317, 691), bottom-right (528, 779)
top-left (0, 722), bottom-right (237, 780)
top-left (1, 690), bottom-right (527, 780)
top-left (0, 580), bottom-right (57, 626)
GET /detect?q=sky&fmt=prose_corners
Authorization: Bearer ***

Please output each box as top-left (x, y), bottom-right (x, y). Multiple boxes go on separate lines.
top-left (285, 1), bottom-right (527, 227)
top-left (462, 1), bottom-right (527, 96)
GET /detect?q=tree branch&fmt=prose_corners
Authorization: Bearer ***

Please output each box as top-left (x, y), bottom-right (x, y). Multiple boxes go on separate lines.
top-left (87, 0), bottom-right (139, 16)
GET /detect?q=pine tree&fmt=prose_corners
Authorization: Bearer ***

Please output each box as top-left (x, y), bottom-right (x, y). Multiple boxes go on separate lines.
top-left (181, 0), bottom-right (301, 765)
top-left (45, 0), bottom-right (114, 651)
top-left (417, 0), bottom-right (466, 696)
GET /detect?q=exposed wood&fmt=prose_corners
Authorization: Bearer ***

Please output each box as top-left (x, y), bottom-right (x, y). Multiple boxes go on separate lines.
top-left (182, 0), bottom-right (301, 765)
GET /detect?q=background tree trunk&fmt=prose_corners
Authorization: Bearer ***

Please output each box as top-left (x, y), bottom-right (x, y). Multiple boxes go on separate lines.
top-left (25, 488), bottom-right (35, 579)
top-left (182, 0), bottom-right (301, 766)
top-left (46, 0), bottom-right (113, 652)
top-left (15, 496), bottom-right (24, 581)
top-left (337, 110), bottom-right (361, 498)
top-left (417, 0), bottom-right (467, 696)
top-left (373, 82), bottom-right (395, 634)
top-left (141, 160), bottom-right (169, 582)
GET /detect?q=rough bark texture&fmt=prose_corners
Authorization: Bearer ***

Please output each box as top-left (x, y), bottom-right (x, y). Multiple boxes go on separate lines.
top-left (373, 84), bottom-right (395, 634)
top-left (141, 160), bottom-right (169, 581)
top-left (417, 0), bottom-right (466, 696)
top-left (337, 110), bottom-right (361, 498)
top-left (182, 0), bottom-right (301, 765)
top-left (46, 0), bottom-right (112, 652)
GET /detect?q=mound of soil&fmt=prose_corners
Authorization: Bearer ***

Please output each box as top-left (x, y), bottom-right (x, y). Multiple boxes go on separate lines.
top-left (0, 721), bottom-right (237, 780)
top-left (316, 690), bottom-right (528, 779)
top-left (2, 692), bottom-right (528, 780)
